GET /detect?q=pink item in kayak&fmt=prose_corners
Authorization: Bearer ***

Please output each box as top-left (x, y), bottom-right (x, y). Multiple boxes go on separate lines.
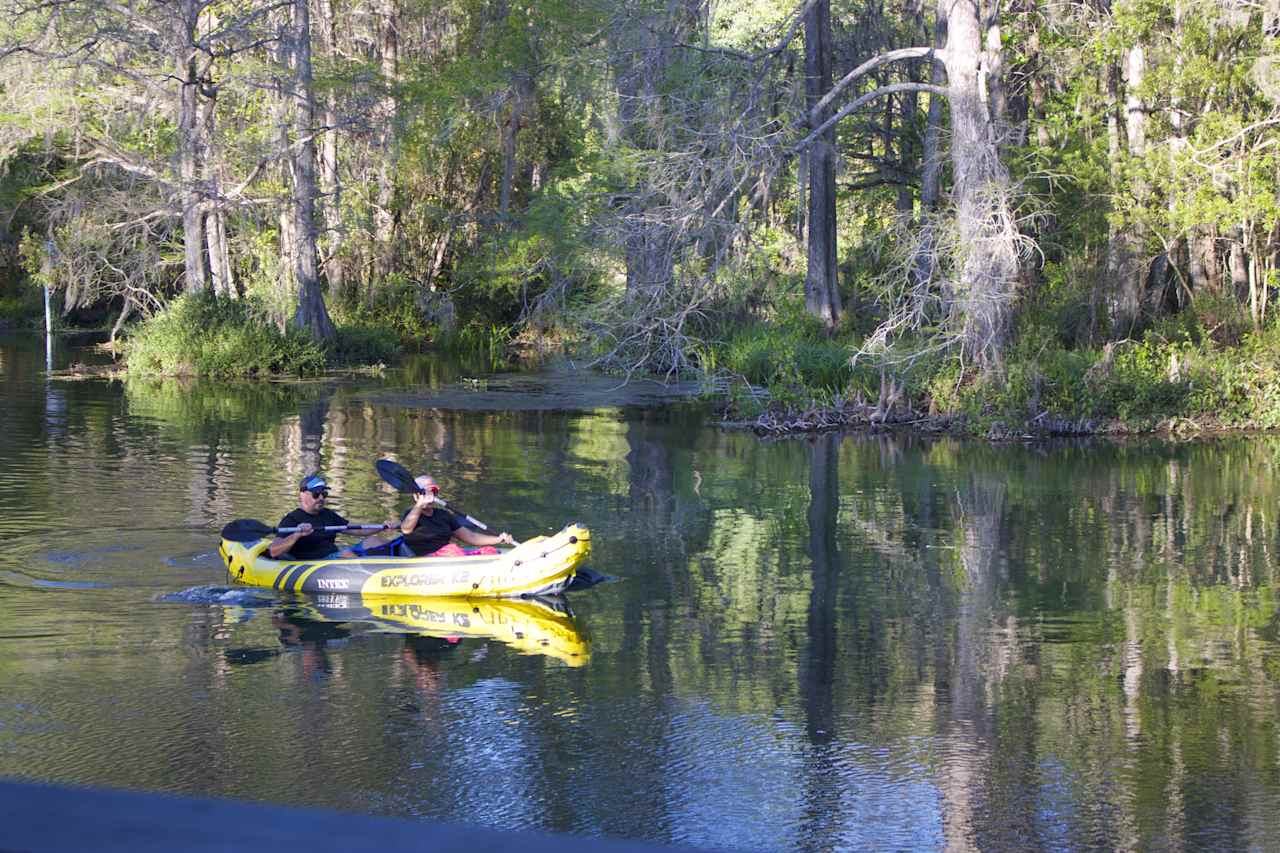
top-left (428, 542), bottom-right (499, 557)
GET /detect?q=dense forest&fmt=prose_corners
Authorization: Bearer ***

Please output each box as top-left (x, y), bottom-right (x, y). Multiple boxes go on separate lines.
top-left (3, 0), bottom-right (1280, 431)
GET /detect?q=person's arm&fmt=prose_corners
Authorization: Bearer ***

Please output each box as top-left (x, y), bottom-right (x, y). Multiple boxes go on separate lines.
top-left (269, 522), bottom-right (312, 558)
top-left (400, 492), bottom-right (435, 534)
top-left (455, 526), bottom-right (514, 547)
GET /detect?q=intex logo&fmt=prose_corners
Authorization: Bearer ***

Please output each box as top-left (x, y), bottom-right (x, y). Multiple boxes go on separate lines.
top-left (316, 578), bottom-right (350, 590)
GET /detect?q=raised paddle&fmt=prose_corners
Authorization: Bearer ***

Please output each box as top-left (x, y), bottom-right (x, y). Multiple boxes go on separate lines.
top-left (220, 518), bottom-right (387, 543)
top-left (374, 458), bottom-right (508, 538)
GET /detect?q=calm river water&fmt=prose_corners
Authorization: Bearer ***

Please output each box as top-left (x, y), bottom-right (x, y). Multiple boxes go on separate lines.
top-left (3, 333), bottom-right (1280, 851)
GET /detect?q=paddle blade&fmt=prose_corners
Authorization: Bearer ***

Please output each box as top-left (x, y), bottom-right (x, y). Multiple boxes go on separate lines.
top-left (221, 518), bottom-right (275, 542)
top-left (376, 458), bottom-right (419, 494)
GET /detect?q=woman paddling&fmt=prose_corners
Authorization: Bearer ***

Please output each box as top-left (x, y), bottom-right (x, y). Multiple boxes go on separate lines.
top-left (398, 474), bottom-right (515, 557)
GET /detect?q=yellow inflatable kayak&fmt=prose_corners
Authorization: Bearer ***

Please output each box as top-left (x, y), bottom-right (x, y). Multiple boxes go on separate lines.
top-left (219, 523), bottom-right (590, 599)
top-left (288, 593), bottom-right (590, 666)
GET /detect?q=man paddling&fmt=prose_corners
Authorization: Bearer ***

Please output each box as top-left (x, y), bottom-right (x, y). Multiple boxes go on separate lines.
top-left (269, 474), bottom-right (392, 559)
top-left (399, 474), bottom-right (515, 556)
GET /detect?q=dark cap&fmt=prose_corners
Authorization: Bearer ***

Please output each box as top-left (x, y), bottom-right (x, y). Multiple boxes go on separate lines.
top-left (300, 474), bottom-right (329, 493)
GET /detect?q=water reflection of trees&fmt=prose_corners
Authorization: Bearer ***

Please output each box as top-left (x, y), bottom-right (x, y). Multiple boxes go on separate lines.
top-left (645, 433), bottom-right (1280, 847)
top-left (23, 352), bottom-right (1280, 847)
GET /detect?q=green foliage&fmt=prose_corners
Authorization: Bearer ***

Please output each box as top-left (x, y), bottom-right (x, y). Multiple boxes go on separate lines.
top-left (0, 281), bottom-right (44, 328)
top-left (123, 294), bottom-right (326, 378)
top-left (706, 298), bottom-right (880, 407)
top-left (918, 305), bottom-right (1280, 433)
top-left (329, 319), bottom-right (401, 366)
top-left (336, 275), bottom-right (433, 346)
top-left (434, 323), bottom-right (514, 371)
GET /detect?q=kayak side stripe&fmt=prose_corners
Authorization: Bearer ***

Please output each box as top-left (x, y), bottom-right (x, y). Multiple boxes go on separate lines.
top-left (276, 563), bottom-right (312, 591)
top-left (287, 564), bottom-right (325, 592)
top-left (285, 563), bottom-right (315, 590)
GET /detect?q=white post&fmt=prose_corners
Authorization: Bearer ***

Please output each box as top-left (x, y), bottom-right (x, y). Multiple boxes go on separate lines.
top-left (44, 284), bottom-right (52, 371)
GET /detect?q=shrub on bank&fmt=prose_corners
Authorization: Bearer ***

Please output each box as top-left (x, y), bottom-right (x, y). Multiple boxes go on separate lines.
top-left (920, 326), bottom-right (1280, 432)
top-left (123, 294), bottom-right (326, 377)
top-left (706, 299), bottom-right (1280, 434)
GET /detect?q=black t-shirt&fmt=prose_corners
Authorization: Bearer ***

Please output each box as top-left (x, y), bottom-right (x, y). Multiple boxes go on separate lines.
top-left (278, 507), bottom-right (349, 559)
top-left (400, 507), bottom-right (461, 556)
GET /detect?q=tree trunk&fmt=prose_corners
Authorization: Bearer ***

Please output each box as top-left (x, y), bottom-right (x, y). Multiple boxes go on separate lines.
top-left (1107, 39), bottom-right (1147, 336)
top-left (197, 41), bottom-right (235, 299)
top-left (372, 0), bottom-right (400, 294)
top-left (943, 0), bottom-right (1017, 365)
top-left (206, 203), bottom-right (234, 297)
top-left (1229, 227), bottom-right (1249, 301)
top-left (176, 0), bottom-right (209, 294)
top-left (1029, 26), bottom-right (1050, 148)
top-left (272, 15), bottom-right (296, 323)
top-left (499, 72), bottom-right (535, 218)
top-left (284, 0), bottom-right (334, 340)
top-left (804, 0), bottom-right (841, 329)
top-left (316, 0), bottom-right (347, 303)
top-left (614, 7), bottom-right (676, 297)
top-left (912, 2), bottom-right (948, 295)
top-left (1189, 229), bottom-right (1219, 293)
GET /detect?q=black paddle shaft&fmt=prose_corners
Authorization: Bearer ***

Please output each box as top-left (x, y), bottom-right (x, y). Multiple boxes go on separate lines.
top-left (221, 518), bottom-right (385, 543)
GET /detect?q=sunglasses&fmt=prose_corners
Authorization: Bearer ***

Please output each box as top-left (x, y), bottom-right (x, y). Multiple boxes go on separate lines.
top-left (307, 489), bottom-right (330, 498)
top-left (417, 485), bottom-right (440, 495)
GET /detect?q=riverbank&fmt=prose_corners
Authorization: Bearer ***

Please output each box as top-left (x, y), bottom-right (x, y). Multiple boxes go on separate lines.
top-left (21, 285), bottom-right (1280, 445)
top-left (708, 325), bottom-right (1280, 439)
top-left (727, 402), bottom-right (1265, 440)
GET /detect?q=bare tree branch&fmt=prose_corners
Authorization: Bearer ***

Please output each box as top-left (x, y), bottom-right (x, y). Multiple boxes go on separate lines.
top-left (795, 82), bottom-right (946, 152)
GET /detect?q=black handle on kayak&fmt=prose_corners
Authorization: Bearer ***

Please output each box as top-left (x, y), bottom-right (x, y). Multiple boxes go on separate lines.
top-left (374, 458), bottom-right (512, 540)
top-left (220, 518), bottom-right (387, 543)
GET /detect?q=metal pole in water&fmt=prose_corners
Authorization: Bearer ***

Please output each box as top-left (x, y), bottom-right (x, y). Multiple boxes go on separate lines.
top-left (44, 283), bottom-right (52, 372)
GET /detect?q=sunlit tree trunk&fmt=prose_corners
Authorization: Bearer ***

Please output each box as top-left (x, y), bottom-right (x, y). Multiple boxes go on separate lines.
top-left (943, 0), bottom-right (1017, 365)
top-left (1112, 39), bottom-right (1146, 336)
top-left (176, 0), bottom-right (210, 294)
top-left (196, 11), bottom-right (235, 300)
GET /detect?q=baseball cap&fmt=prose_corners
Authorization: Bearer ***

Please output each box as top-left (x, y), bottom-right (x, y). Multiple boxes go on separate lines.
top-left (300, 474), bottom-right (329, 493)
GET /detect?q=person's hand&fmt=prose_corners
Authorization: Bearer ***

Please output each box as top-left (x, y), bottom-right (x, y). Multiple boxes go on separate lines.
top-left (414, 491), bottom-right (436, 510)
top-left (296, 522), bottom-right (313, 535)
top-left (497, 532), bottom-right (514, 546)
top-left (384, 520), bottom-right (398, 531)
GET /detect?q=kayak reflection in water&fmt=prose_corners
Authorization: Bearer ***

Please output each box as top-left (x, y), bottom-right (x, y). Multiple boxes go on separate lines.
top-left (379, 473), bottom-right (515, 557)
top-left (269, 474), bottom-right (396, 560)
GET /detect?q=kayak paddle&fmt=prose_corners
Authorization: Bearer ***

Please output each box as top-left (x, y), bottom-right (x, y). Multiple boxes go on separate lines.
top-left (220, 518), bottom-right (387, 543)
top-left (374, 458), bottom-right (502, 536)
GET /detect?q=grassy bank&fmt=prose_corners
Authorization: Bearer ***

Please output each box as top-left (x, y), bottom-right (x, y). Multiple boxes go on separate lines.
top-left (696, 303), bottom-right (1280, 438)
top-left (122, 294), bottom-right (399, 378)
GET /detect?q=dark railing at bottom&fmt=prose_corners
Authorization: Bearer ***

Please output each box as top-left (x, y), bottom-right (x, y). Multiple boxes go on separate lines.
top-left (0, 778), bottom-right (715, 853)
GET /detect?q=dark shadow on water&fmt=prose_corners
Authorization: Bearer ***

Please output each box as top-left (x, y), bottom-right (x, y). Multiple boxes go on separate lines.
top-left (363, 368), bottom-right (709, 412)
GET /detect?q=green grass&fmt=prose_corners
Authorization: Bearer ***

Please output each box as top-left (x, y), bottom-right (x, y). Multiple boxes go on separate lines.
top-left (123, 294), bottom-right (327, 378)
